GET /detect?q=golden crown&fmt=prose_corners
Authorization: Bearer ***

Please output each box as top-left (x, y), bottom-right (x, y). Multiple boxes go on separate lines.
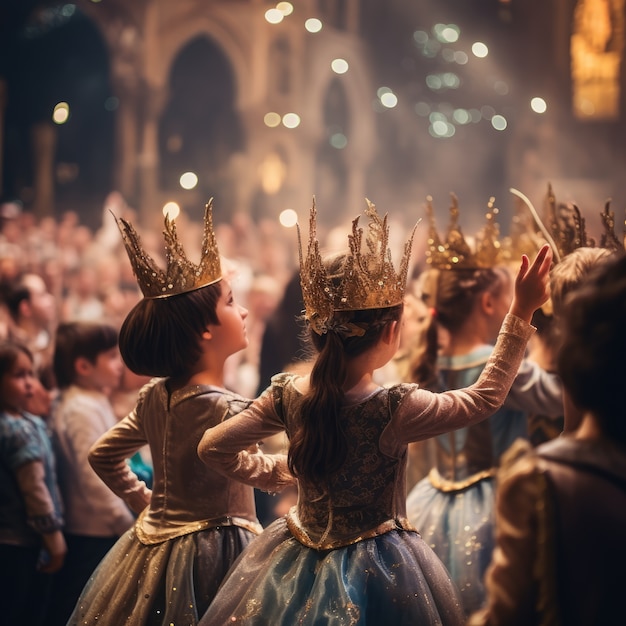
top-left (298, 199), bottom-right (417, 336)
top-left (510, 184), bottom-right (625, 264)
top-left (425, 193), bottom-right (503, 269)
top-left (115, 199), bottom-right (222, 299)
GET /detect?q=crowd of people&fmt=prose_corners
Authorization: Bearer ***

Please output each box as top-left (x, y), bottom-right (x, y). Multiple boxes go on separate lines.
top-left (0, 189), bottom-right (624, 625)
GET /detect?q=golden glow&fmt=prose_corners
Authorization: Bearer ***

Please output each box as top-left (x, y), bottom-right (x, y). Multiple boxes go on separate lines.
top-left (163, 202), bottom-right (180, 221)
top-left (53, 102), bottom-right (70, 124)
top-left (264, 112), bottom-right (282, 127)
top-left (279, 209), bottom-right (298, 228)
top-left (571, 0), bottom-right (624, 120)
top-left (259, 152), bottom-right (287, 195)
top-left (276, 2), bottom-right (293, 16)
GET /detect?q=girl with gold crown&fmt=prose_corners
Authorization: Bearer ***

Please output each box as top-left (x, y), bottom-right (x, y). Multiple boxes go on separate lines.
top-left (404, 195), bottom-right (564, 617)
top-left (196, 199), bottom-right (552, 625)
top-left (66, 201), bottom-right (295, 625)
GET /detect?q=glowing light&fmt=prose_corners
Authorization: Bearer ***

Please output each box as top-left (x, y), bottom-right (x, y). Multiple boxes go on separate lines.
top-left (331, 58), bottom-right (349, 74)
top-left (442, 72), bottom-right (460, 88)
top-left (531, 97), bottom-right (547, 113)
top-left (163, 202), bottom-right (180, 221)
top-left (453, 108), bottom-right (471, 124)
top-left (276, 2), bottom-right (293, 16)
top-left (454, 51), bottom-right (469, 65)
top-left (179, 172), bottom-right (198, 190)
top-left (259, 153), bottom-right (286, 194)
top-left (330, 133), bottom-right (347, 149)
top-left (430, 120), bottom-right (455, 138)
top-left (265, 8), bottom-right (283, 24)
top-left (305, 18), bottom-right (322, 33)
top-left (426, 75), bottom-right (442, 90)
top-left (438, 24), bottom-right (460, 43)
top-left (491, 115), bottom-right (507, 131)
top-left (471, 42), bottom-right (489, 58)
top-left (413, 31), bottom-right (428, 45)
top-left (279, 209), bottom-right (298, 228)
top-left (377, 86), bottom-right (392, 98)
top-left (52, 102), bottom-right (70, 125)
top-left (380, 91), bottom-right (398, 108)
top-left (264, 112), bottom-right (281, 127)
top-left (282, 113), bottom-right (301, 128)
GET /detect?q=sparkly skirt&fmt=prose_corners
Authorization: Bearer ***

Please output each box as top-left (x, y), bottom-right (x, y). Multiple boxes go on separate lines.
top-left (67, 524), bottom-right (257, 625)
top-left (406, 472), bottom-right (496, 616)
top-left (198, 517), bottom-right (464, 625)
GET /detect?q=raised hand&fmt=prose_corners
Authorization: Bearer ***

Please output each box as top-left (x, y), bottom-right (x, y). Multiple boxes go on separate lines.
top-left (509, 244), bottom-right (553, 323)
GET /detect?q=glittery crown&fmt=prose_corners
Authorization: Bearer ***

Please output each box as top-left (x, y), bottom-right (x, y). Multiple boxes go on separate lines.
top-left (425, 193), bottom-right (503, 269)
top-left (510, 184), bottom-right (625, 265)
top-left (298, 199), bottom-right (418, 336)
top-left (115, 199), bottom-right (222, 299)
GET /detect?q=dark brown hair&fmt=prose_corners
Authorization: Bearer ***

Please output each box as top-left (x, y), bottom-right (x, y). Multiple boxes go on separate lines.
top-left (0, 340), bottom-right (33, 379)
top-left (557, 252), bottom-right (626, 442)
top-left (288, 254), bottom-right (403, 486)
top-left (119, 281), bottom-right (221, 377)
top-left (53, 321), bottom-right (119, 389)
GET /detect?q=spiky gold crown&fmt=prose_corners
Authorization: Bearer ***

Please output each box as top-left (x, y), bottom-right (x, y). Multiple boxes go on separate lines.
top-left (510, 183), bottom-right (625, 265)
top-left (425, 193), bottom-right (503, 269)
top-left (298, 199), bottom-right (418, 336)
top-left (115, 199), bottom-right (222, 299)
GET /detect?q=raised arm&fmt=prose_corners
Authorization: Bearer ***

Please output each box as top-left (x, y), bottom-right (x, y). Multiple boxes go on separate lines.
top-left (384, 245), bottom-right (553, 449)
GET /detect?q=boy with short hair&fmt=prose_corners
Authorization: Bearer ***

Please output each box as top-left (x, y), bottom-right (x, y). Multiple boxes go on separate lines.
top-left (48, 321), bottom-right (134, 626)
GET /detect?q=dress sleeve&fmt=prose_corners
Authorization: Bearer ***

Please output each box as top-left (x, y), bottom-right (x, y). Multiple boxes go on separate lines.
top-left (88, 404), bottom-right (152, 515)
top-left (504, 359), bottom-right (563, 417)
top-left (16, 460), bottom-right (64, 534)
top-left (467, 440), bottom-right (549, 626)
top-left (382, 313), bottom-right (535, 451)
top-left (197, 380), bottom-right (296, 493)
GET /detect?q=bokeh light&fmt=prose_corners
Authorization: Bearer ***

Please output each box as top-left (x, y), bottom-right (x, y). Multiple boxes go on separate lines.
top-left (305, 18), bottom-right (322, 33)
top-left (331, 58), bottom-right (349, 74)
top-left (53, 102), bottom-right (70, 125)
top-left (471, 42), bottom-right (489, 58)
top-left (179, 172), bottom-right (198, 190)
top-left (279, 208), bottom-right (298, 228)
top-left (162, 202), bottom-right (180, 221)
top-left (531, 97), bottom-right (547, 113)
top-left (265, 8), bottom-right (283, 24)
top-left (264, 112), bottom-right (281, 127)
top-left (282, 113), bottom-right (301, 128)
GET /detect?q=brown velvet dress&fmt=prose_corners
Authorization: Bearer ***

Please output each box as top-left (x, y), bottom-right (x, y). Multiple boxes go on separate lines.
top-left (67, 380), bottom-right (293, 625)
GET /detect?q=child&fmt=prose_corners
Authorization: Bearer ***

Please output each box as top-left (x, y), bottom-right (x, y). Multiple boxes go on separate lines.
top-left (67, 201), bottom-right (294, 625)
top-left (469, 251), bottom-right (626, 626)
top-left (197, 200), bottom-right (552, 625)
top-left (48, 321), bottom-right (133, 626)
top-left (0, 340), bottom-right (66, 626)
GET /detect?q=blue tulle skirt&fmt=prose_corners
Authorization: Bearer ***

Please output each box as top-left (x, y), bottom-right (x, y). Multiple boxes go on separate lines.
top-left (406, 475), bottom-right (496, 615)
top-left (199, 517), bottom-right (464, 625)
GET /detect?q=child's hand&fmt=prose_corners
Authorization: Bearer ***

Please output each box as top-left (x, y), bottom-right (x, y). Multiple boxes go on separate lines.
top-left (38, 530), bottom-right (67, 574)
top-left (509, 244), bottom-right (553, 323)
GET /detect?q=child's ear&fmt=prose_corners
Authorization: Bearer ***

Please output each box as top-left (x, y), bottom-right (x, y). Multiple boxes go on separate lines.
top-left (201, 329), bottom-right (212, 341)
top-left (480, 291), bottom-right (495, 315)
top-left (74, 356), bottom-right (92, 376)
top-left (382, 320), bottom-right (399, 345)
